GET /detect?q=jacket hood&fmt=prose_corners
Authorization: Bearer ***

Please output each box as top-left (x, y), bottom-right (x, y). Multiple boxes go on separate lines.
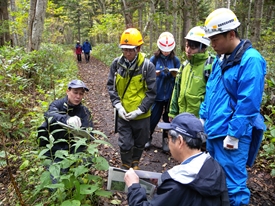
top-left (221, 39), bottom-right (252, 73)
top-left (188, 51), bottom-right (209, 65)
top-left (166, 152), bottom-right (227, 197)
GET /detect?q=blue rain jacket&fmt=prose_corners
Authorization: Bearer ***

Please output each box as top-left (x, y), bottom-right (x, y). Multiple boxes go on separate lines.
top-left (200, 40), bottom-right (266, 140)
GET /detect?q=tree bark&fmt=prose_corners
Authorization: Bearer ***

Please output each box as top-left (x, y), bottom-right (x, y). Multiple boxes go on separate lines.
top-left (121, 0), bottom-right (133, 28)
top-left (10, 0), bottom-right (18, 46)
top-left (27, 0), bottom-right (48, 51)
top-left (181, 0), bottom-right (191, 51)
top-left (246, 0), bottom-right (253, 39)
top-left (251, 0), bottom-right (264, 47)
top-left (0, 0), bottom-right (10, 46)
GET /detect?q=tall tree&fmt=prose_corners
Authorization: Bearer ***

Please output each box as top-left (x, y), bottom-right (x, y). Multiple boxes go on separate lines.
top-left (10, 0), bottom-right (18, 46)
top-left (251, 0), bottom-right (264, 47)
top-left (0, 0), bottom-right (10, 46)
top-left (121, 0), bottom-right (133, 28)
top-left (28, 0), bottom-right (48, 51)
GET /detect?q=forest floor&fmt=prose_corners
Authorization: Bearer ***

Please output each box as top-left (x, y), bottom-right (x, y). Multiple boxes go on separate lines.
top-left (79, 56), bottom-right (275, 206)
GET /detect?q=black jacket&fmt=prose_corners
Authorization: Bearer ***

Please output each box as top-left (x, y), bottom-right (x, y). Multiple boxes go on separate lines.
top-left (127, 152), bottom-right (229, 206)
top-left (37, 96), bottom-right (93, 157)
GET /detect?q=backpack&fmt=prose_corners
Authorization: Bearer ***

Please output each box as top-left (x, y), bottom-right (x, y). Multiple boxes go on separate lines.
top-left (203, 54), bottom-right (216, 81)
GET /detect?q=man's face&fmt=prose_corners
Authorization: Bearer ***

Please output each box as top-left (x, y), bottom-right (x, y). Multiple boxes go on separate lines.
top-left (67, 88), bottom-right (85, 105)
top-left (209, 33), bottom-right (231, 55)
top-left (167, 133), bottom-right (180, 162)
top-left (185, 43), bottom-right (200, 59)
top-left (122, 47), bottom-right (139, 61)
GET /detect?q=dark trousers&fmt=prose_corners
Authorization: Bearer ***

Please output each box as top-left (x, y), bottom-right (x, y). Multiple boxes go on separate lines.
top-left (150, 101), bottom-right (169, 135)
top-left (84, 52), bottom-right (90, 62)
top-left (77, 54), bottom-right (82, 62)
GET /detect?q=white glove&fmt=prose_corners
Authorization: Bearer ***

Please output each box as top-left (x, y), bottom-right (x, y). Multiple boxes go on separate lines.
top-left (223, 135), bottom-right (239, 150)
top-left (199, 118), bottom-right (205, 127)
top-left (115, 103), bottom-right (128, 121)
top-left (67, 116), bottom-right (82, 128)
top-left (125, 108), bottom-right (144, 120)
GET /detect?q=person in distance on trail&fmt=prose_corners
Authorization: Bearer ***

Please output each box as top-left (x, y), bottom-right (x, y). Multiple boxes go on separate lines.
top-left (75, 40), bottom-right (82, 62)
top-left (107, 28), bottom-right (156, 170)
top-left (199, 8), bottom-right (266, 205)
top-left (82, 39), bottom-right (92, 63)
top-left (145, 31), bottom-right (181, 152)
top-left (124, 112), bottom-right (230, 206)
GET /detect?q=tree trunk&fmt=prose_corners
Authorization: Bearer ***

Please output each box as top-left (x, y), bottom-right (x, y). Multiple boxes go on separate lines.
top-left (121, 0), bottom-right (133, 28)
top-left (251, 0), bottom-right (264, 47)
top-left (0, 0), bottom-right (10, 46)
top-left (181, 0), bottom-right (191, 52)
top-left (10, 0), bottom-right (18, 47)
top-left (27, 0), bottom-right (48, 51)
top-left (246, 0), bottom-right (253, 39)
top-left (172, 0), bottom-right (177, 48)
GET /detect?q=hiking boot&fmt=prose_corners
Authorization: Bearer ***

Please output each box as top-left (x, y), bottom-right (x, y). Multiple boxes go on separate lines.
top-left (144, 136), bottom-right (152, 149)
top-left (162, 130), bottom-right (170, 152)
top-left (132, 161), bottom-right (140, 170)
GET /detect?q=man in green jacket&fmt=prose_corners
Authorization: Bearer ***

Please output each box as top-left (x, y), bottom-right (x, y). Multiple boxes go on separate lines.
top-left (107, 28), bottom-right (156, 170)
top-left (169, 26), bottom-right (212, 120)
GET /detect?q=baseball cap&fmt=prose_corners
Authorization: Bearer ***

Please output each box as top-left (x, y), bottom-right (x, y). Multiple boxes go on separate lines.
top-left (68, 79), bottom-right (89, 91)
top-left (158, 113), bottom-right (204, 139)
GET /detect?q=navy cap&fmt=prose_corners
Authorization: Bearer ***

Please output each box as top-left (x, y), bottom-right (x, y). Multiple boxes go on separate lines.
top-left (158, 113), bottom-right (204, 139)
top-left (68, 80), bottom-right (89, 91)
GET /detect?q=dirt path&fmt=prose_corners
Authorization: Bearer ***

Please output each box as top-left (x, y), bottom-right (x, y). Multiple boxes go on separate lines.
top-left (79, 56), bottom-right (275, 205)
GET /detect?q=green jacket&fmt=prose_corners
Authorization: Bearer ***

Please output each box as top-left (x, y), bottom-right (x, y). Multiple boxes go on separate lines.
top-left (169, 52), bottom-right (209, 118)
top-left (107, 53), bottom-right (156, 120)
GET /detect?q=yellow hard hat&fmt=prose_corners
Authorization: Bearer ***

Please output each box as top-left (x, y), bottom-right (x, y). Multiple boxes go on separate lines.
top-left (120, 28), bottom-right (144, 49)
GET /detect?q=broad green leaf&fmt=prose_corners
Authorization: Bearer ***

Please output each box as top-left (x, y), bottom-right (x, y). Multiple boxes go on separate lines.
top-left (95, 189), bottom-right (112, 197)
top-left (61, 199), bottom-right (81, 206)
top-left (49, 164), bottom-right (60, 178)
top-left (79, 184), bottom-right (97, 195)
top-left (94, 156), bottom-right (109, 170)
top-left (71, 165), bottom-right (88, 177)
top-left (19, 160), bottom-right (30, 170)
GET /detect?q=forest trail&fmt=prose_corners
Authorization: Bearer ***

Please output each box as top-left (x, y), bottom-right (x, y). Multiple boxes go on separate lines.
top-left (78, 56), bottom-right (275, 205)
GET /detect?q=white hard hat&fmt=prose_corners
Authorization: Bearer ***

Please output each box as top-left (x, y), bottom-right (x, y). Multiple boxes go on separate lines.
top-left (204, 8), bottom-right (241, 37)
top-left (185, 26), bottom-right (210, 46)
top-left (157, 32), bottom-right (175, 52)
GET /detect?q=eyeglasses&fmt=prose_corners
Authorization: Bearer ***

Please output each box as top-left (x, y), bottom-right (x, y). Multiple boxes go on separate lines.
top-left (121, 48), bottom-right (136, 53)
top-left (185, 45), bottom-right (197, 50)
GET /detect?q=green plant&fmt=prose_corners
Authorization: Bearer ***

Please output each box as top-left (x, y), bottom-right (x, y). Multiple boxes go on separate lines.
top-left (30, 120), bottom-right (112, 205)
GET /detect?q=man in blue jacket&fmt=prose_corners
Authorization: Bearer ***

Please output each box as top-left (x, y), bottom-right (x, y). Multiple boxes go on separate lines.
top-left (199, 8), bottom-right (266, 205)
top-left (124, 113), bottom-right (229, 206)
top-left (82, 39), bottom-right (92, 63)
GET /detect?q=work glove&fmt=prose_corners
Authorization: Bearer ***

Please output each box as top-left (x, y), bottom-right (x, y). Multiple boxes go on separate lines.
top-left (163, 67), bottom-right (169, 74)
top-left (67, 116), bottom-right (82, 128)
top-left (115, 103), bottom-right (128, 121)
top-left (223, 135), bottom-right (239, 150)
top-left (125, 108), bottom-right (144, 120)
top-left (199, 118), bottom-right (205, 127)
